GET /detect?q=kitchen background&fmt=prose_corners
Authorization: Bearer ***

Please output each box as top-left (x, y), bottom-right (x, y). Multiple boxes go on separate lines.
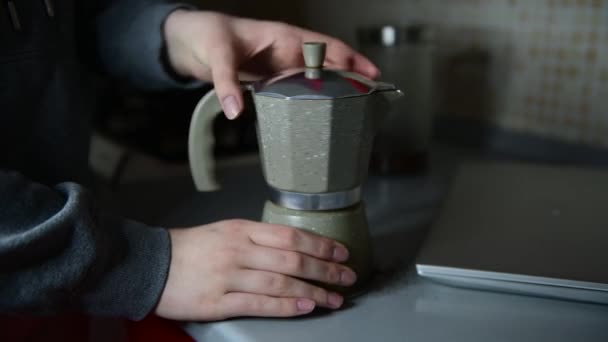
top-left (91, 0), bottom-right (608, 183)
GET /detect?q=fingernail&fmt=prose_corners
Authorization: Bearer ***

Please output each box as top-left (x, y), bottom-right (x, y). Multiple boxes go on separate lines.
top-left (296, 298), bottom-right (315, 312)
top-left (340, 270), bottom-right (357, 285)
top-left (332, 246), bottom-right (349, 262)
top-left (327, 292), bottom-right (343, 309)
top-left (222, 95), bottom-right (240, 120)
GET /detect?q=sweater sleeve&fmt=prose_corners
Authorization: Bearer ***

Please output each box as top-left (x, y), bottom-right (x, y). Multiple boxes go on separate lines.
top-left (94, 0), bottom-right (202, 90)
top-left (0, 170), bottom-right (171, 320)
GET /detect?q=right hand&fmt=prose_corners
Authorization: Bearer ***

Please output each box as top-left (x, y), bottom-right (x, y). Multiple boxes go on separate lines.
top-left (154, 219), bottom-right (356, 321)
top-left (163, 10), bottom-right (379, 119)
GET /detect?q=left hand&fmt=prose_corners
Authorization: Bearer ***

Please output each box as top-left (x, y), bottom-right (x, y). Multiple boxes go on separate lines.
top-left (155, 220), bottom-right (355, 321)
top-left (163, 10), bottom-right (380, 119)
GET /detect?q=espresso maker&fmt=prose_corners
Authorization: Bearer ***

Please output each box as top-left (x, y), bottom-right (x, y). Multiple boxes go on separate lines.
top-left (188, 42), bottom-right (403, 292)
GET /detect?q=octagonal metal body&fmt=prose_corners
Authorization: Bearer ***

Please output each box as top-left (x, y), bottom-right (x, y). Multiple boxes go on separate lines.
top-left (254, 94), bottom-right (391, 194)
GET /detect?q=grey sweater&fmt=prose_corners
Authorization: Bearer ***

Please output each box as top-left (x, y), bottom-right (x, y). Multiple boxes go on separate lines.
top-left (0, 0), bottom-right (197, 320)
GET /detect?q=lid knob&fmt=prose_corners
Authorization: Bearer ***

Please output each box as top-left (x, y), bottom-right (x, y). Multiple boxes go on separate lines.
top-left (302, 42), bottom-right (326, 69)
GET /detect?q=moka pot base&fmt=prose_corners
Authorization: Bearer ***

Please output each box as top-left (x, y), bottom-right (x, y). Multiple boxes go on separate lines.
top-left (262, 200), bottom-right (373, 296)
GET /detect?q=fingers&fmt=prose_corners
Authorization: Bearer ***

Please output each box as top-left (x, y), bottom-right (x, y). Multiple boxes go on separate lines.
top-left (324, 39), bottom-right (380, 79)
top-left (240, 246), bottom-right (357, 286)
top-left (218, 293), bottom-right (316, 318)
top-left (247, 223), bottom-right (349, 262)
top-left (209, 46), bottom-right (243, 120)
top-left (227, 270), bottom-right (344, 309)
top-left (350, 53), bottom-right (381, 79)
top-left (296, 27), bottom-right (380, 79)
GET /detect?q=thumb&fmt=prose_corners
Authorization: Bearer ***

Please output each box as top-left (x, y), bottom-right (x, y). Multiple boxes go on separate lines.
top-left (210, 49), bottom-right (243, 120)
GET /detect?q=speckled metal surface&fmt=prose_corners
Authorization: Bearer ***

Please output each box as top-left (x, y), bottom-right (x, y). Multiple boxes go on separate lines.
top-left (262, 200), bottom-right (373, 293)
top-left (254, 94), bottom-right (392, 193)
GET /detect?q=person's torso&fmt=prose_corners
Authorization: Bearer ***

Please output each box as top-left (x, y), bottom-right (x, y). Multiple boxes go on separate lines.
top-left (0, 0), bottom-right (93, 185)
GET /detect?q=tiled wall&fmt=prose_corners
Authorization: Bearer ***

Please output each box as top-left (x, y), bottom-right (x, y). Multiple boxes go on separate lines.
top-left (204, 0), bottom-right (608, 147)
top-left (421, 0), bottom-right (608, 147)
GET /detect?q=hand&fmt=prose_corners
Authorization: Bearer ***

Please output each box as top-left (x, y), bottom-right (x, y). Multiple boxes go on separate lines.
top-left (163, 10), bottom-right (380, 119)
top-left (154, 219), bottom-right (356, 321)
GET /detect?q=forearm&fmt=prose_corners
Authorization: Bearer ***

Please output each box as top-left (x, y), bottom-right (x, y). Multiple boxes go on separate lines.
top-left (94, 0), bottom-right (201, 90)
top-left (0, 170), bottom-right (170, 320)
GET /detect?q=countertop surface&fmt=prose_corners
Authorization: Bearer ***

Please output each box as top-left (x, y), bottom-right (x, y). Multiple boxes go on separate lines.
top-left (107, 144), bottom-right (608, 342)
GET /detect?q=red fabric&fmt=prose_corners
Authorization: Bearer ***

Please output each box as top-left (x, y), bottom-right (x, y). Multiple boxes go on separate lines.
top-left (0, 314), bottom-right (193, 342)
top-left (126, 315), bottom-right (194, 342)
top-left (0, 314), bottom-right (89, 342)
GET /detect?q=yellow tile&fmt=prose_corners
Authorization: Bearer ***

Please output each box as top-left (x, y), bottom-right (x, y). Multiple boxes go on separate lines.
top-left (586, 47), bottom-right (597, 63)
top-left (567, 65), bottom-right (579, 78)
top-left (573, 31), bottom-right (584, 44)
top-left (589, 31), bottom-right (598, 44)
top-left (601, 69), bottom-right (608, 82)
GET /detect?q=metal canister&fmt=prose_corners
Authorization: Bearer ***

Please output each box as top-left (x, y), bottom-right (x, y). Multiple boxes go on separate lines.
top-left (358, 25), bottom-right (435, 175)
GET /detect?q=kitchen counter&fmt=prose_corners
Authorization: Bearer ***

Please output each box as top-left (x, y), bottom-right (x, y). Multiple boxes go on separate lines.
top-left (107, 143), bottom-right (608, 342)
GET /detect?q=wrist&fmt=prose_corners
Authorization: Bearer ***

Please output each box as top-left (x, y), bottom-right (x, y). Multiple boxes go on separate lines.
top-left (163, 8), bottom-right (194, 78)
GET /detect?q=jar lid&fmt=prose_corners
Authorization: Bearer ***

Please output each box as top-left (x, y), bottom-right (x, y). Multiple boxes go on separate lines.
top-left (252, 42), bottom-right (396, 100)
top-left (357, 24), bottom-right (435, 47)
